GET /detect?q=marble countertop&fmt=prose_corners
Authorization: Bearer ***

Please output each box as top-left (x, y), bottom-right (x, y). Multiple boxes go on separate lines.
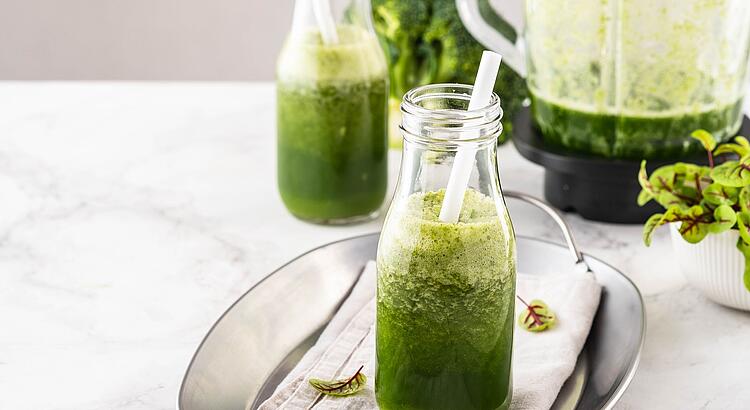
top-left (1, 82), bottom-right (749, 410)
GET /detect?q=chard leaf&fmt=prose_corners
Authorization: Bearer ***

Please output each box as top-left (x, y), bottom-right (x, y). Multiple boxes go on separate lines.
top-left (702, 183), bottom-right (739, 206)
top-left (737, 212), bottom-right (750, 244)
top-left (714, 143), bottom-right (749, 157)
top-left (708, 205), bottom-right (737, 234)
top-left (736, 239), bottom-right (750, 292)
top-left (655, 191), bottom-right (683, 208)
top-left (637, 189), bottom-right (653, 206)
top-left (643, 213), bottom-right (665, 246)
top-left (672, 162), bottom-right (710, 200)
top-left (673, 205), bottom-right (712, 243)
top-left (680, 222), bottom-right (709, 243)
top-left (642, 204), bottom-right (713, 245)
top-left (673, 162), bottom-right (708, 178)
top-left (638, 160), bottom-right (652, 193)
top-left (740, 187), bottom-right (750, 213)
top-left (736, 136), bottom-right (750, 150)
top-left (691, 129), bottom-right (717, 152)
top-left (637, 161), bottom-right (705, 208)
top-left (309, 366), bottom-right (366, 397)
top-left (649, 165), bottom-right (676, 190)
top-left (517, 296), bottom-right (556, 332)
top-left (711, 159), bottom-right (750, 187)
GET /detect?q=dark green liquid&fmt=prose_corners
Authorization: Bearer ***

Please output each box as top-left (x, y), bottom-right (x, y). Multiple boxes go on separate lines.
top-left (376, 190), bottom-right (515, 410)
top-left (531, 92), bottom-right (743, 159)
top-left (277, 79), bottom-right (387, 222)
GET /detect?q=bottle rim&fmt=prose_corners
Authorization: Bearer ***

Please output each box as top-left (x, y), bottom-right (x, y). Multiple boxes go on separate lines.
top-left (400, 83), bottom-right (504, 148)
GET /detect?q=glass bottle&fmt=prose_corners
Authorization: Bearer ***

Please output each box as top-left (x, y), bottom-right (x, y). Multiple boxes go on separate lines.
top-left (376, 84), bottom-right (516, 409)
top-left (276, 0), bottom-right (388, 224)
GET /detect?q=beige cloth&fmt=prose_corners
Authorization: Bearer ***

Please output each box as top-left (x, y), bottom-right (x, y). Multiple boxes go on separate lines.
top-left (258, 260), bottom-right (601, 410)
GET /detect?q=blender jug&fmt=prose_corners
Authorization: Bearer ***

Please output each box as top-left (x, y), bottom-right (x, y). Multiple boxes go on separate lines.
top-left (458, 0), bottom-right (750, 159)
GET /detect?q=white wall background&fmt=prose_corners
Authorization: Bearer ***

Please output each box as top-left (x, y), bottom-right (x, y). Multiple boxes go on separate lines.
top-left (0, 0), bottom-right (295, 80)
top-left (0, 0), bottom-right (520, 81)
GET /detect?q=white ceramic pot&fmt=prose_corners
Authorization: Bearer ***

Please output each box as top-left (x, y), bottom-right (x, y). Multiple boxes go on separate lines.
top-left (670, 224), bottom-right (750, 310)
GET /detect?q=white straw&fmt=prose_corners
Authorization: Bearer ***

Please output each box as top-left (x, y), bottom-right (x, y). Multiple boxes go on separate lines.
top-left (311, 0), bottom-right (339, 45)
top-left (438, 51), bottom-right (502, 223)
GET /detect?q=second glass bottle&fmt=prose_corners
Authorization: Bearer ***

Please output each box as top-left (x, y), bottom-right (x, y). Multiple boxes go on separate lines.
top-left (276, 0), bottom-right (388, 224)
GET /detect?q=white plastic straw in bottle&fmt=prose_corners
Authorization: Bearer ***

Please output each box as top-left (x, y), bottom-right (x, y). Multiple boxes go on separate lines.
top-left (311, 0), bottom-right (339, 45)
top-left (438, 51), bottom-right (502, 223)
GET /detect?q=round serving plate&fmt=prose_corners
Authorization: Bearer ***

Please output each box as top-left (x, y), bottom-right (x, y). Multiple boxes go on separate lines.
top-left (178, 232), bottom-right (645, 410)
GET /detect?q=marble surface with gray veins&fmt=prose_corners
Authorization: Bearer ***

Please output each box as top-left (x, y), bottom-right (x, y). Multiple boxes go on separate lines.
top-left (1, 82), bottom-right (749, 409)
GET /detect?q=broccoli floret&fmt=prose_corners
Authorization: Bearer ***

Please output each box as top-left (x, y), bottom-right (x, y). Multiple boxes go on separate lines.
top-left (372, 0), bottom-right (528, 145)
top-left (424, 0), bottom-right (481, 84)
top-left (371, 0), bottom-right (431, 99)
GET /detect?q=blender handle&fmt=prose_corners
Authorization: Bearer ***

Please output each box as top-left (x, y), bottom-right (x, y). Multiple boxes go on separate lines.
top-left (504, 191), bottom-right (591, 270)
top-left (456, 0), bottom-right (527, 76)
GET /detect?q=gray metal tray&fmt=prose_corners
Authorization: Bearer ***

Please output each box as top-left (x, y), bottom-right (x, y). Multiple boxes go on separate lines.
top-left (178, 192), bottom-right (645, 410)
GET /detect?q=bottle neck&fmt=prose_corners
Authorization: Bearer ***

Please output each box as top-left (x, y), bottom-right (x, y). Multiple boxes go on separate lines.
top-left (400, 84), bottom-right (503, 150)
top-left (394, 83), bottom-right (504, 202)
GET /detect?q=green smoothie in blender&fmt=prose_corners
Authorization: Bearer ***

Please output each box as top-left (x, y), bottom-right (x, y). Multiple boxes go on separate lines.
top-left (521, 0), bottom-right (750, 159)
top-left (276, 6), bottom-right (388, 224)
top-left (531, 94), bottom-right (743, 159)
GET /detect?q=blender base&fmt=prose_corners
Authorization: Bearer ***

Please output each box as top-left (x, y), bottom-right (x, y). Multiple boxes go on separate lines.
top-left (512, 107), bottom-right (750, 224)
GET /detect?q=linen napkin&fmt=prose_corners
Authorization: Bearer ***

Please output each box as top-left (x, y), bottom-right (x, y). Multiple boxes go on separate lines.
top-left (258, 260), bottom-right (601, 410)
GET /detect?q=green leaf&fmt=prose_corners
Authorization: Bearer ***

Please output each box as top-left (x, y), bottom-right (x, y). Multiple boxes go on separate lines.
top-left (677, 206), bottom-right (711, 243)
top-left (638, 161), bottom-right (706, 208)
top-left (637, 189), bottom-right (653, 206)
top-left (661, 163), bottom-right (705, 206)
top-left (673, 162), bottom-right (707, 177)
top-left (309, 366), bottom-right (367, 397)
top-left (737, 212), bottom-right (750, 244)
top-left (643, 213), bottom-right (665, 246)
top-left (638, 160), bottom-right (652, 192)
top-left (680, 222), bottom-right (709, 243)
top-left (736, 239), bottom-right (750, 292)
top-left (691, 129), bottom-right (717, 152)
top-left (655, 191), bottom-right (683, 208)
top-left (649, 165), bottom-right (676, 190)
top-left (673, 162), bottom-right (710, 193)
top-left (517, 297), bottom-right (556, 332)
top-left (736, 136), bottom-right (750, 150)
top-left (702, 183), bottom-right (739, 206)
top-left (643, 204), bottom-right (714, 245)
top-left (710, 159), bottom-right (750, 187)
top-left (714, 143), bottom-right (749, 157)
top-left (637, 161), bottom-right (657, 206)
top-left (739, 187), bottom-right (750, 213)
top-left (708, 205), bottom-right (737, 234)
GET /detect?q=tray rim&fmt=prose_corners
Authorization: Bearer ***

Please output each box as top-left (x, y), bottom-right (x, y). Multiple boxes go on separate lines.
top-left (177, 232), bottom-right (646, 410)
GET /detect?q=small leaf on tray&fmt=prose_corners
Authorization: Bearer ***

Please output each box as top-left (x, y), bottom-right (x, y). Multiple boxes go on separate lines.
top-left (309, 365), bottom-right (367, 397)
top-left (517, 296), bottom-right (556, 332)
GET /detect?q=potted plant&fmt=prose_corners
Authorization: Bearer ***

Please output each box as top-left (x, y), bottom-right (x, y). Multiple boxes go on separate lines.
top-left (639, 130), bottom-right (750, 310)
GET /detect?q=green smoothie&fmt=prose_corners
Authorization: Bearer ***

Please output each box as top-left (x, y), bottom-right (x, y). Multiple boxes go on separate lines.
top-left (376, 189), bottom-right (516, 410)
top-left (524, 0), bottom-right (749, 160)
top-left (276, 25), bottom-right (388, 223)
top-left (531, 92), bottom-right (743, 159)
